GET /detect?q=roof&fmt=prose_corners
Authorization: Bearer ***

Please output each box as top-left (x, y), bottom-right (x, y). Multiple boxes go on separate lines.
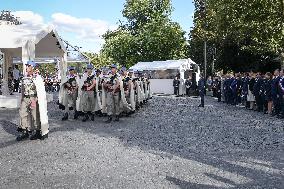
top-left (130, 58), bottom-right (197, 71)
top-left (0, 24), bottom-right (66, 57)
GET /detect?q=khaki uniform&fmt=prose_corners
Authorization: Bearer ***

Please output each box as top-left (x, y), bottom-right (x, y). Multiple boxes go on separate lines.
top-left (64, 75), bottom-right (78, 110)
top-left (19, 76), bottom-right (40, 131)
top-left (105, 73), bottom-right (121, 116)
top-left (121, 76), bottom-right (132, 113)
top-left (81, 74), bottom-right (95, 113)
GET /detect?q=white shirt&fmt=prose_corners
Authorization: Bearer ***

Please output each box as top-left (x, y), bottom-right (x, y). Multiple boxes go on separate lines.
top-left (13, 68), bottom-right (20, 80)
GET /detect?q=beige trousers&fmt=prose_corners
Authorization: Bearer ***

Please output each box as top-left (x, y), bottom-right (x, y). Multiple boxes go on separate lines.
top-left (81, 90), bottom-right (95, 113)
top-left (106, 92), bottom-right (120, 116)
top-left (19, 97), bottom-right (40, 131)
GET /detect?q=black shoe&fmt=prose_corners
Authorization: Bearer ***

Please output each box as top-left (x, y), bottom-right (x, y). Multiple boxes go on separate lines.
top-left (16, 132), bottom-right (29, 141)
top-left (30, 130), bottom-right (41, 140)
top-left (40, 134), bottom-right (48, 140)
top-left (82, 114), bottom-right (89, 122)
top-left (62, 113), bottom-right (68, 121)
top-left (105, 116), bottom-right (112, 123)
top-left (198, 104), bottom-right (204, 107)
top-left (114, 116), bottom-right (119, 121)
top-left (130, 110), bottom-right (135, 114)
top-left (90, 114), bottom-right (95, 121)
top-left (74, 111), bottom-right (79, 120)
top-left (16, 127), bottom-right (23, 132)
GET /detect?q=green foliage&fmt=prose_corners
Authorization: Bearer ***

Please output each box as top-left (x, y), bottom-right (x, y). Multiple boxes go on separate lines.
top-left (190, 0), bottom-right (284, 72)
top-left (101, 0), bottom-right (189, 68)
top-left (83, 52), bottom-right (114, 68)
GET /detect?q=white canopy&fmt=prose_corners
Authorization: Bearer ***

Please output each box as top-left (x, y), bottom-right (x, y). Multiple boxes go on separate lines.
top-left (130, 58), bottom-right (197, 71)
top-left (0, 24), bottom-right (68, 96)
top-left (0, 25), bottom-right (66, 57)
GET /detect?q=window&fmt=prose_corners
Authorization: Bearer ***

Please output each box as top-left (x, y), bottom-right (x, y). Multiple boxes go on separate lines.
top-left (143, 69), bottom-right (180, 79)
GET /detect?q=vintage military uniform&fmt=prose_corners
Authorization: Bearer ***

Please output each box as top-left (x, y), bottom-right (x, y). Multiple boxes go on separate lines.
top-left (81, 66), bottom-right (96, 122)
top-left (94, 69), bottom-right (103, 116)
top-left (17, 60), bottom-right (49, 141)
top-left (18, 75), bottom-right (39, 135)
top-left (61, 67), bottom-right (79, 121)
top-left (119, 69), bottom-right (133, 115)
top-left (104, 65), bottom-right (121, 122)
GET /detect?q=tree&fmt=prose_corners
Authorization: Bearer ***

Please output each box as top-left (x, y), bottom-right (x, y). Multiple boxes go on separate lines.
top-left (101, 0), bottom-right (188, 67)
top-left (83, 51), bottom-right (115, 68)
top-left (190, 0), bottom-right (283, 72)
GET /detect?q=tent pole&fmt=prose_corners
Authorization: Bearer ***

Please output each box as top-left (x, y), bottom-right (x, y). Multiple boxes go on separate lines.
top-left (1, 49), bottom-right (12, 95)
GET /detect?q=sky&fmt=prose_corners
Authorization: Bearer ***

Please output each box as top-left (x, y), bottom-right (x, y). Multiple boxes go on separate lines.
top-left (0, 0), bottom-right (195, 53)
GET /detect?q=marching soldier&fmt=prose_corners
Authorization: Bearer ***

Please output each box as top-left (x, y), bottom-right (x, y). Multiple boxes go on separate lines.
top-left (16, 60), bottom-right (49, 141)
top-left (101, 67), bottom-right (109, 116)
top-left (81, 64), bottom-right (96, 122)
top-left (60, 66), bottom-right (79, 121)
top-left (120, 67), bottom-right (133, 115)
top-left (128, 69), bottom-right (136, 112)
top-left (103, 64), bottom-right (121, 123)
top-left (94, 69), bottom-right (103, 116)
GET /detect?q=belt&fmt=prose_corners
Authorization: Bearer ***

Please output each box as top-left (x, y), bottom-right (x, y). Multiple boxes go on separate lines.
top-left (24, 95), bottom-right (37, 98)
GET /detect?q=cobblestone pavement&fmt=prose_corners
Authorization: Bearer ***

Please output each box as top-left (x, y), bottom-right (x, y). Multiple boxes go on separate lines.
top-left (0, 95), bottom-right (283, 189)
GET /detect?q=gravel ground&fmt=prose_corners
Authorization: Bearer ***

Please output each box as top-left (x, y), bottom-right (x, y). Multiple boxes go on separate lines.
top-left (0, 95), bottom-right (283, 189)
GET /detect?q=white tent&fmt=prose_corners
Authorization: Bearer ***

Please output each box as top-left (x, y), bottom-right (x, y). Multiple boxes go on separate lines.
top-left (130, 59), bottom-right (200, 94)
top-left (131, 59), bottom-right (196, 71)
top-left (0, 24), bottom-right (67, 108)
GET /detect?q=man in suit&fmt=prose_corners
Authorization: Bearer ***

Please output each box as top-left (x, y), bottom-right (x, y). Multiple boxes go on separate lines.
top-left (173, 76), bottom-right (180, 96)
top-left (185, 76), bottom-right (192, 96)
top-left (198, 74), bottom-right (206, 107)
top-left (253, 73), bottom-right (264, 112)
top-left (271, 69), bottom-right (281, 116)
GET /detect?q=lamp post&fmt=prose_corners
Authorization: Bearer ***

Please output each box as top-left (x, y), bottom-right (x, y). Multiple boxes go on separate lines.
top-left (201, 1), bottom-right (207, 79)
top-left (204, 41), bottom-right (207, 79)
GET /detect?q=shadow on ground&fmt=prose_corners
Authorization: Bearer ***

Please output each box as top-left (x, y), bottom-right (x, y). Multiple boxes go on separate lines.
top-left (0, 97), bottom-right (283, 188)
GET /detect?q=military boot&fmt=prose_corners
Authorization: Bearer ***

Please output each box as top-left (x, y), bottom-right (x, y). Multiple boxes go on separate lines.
top-left (16, 131), bottom-right (29, 141)
top-left (62, 112), bottom-right (68, 121)
top-left (105, 116), bottom-right (112, 123)
top-left (90, 114), bottom-right (95, 121)
top-left (82, 114), bottom-right (89, 122)
top-left (114, 115), bottom-right (120, 122)
top-left (74, 110), bottom-right (79, 120)
top-left (30, 130), bottom-right (41, 140)
top-left (40, 134), bottom-right (48, 140)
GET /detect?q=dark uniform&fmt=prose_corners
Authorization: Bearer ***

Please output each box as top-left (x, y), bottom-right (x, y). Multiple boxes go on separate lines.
top-left (173, 78), bottom-right (180, 96)
top-left (185, 79), bottom-right (192, 96)
top-left (278, 77), bottom-right (284, 117)
top-left (271, 76), bottom-right (281, 116)
top-left (198, 77), bottom-right (206, 107)
top-left (253, 76), bottom-right (264, 112)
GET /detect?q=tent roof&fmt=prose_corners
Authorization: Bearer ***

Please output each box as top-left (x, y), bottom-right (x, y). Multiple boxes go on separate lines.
top-left (130, 58), bottom-right (197, 71)
top-left (0, 25), bottom-right (66, 57)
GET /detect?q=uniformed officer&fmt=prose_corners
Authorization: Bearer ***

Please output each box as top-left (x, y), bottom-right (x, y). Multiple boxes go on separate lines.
top-left (94, 69), bottom-right (103, 116)
top-left (253, 73), bottom-right (264, 112)
top-left (198, 73), bottom-right (206, 107)
top-left (103, 64), bottom-right (121, 123)
top-left (185, 76), bottom-right (192, 96)
top-left (61, 66), bottom-right (79, 121)
top-left (120, 67), bottom-right (133, 116)
top-left (81, 64), bottom-right (96, 122)
top-left (17, 60), bottom-right (49, 141)
top-left (173, 76), bottom-right (180, 96)
top-left (271, 69), bottom-right (281, 116)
